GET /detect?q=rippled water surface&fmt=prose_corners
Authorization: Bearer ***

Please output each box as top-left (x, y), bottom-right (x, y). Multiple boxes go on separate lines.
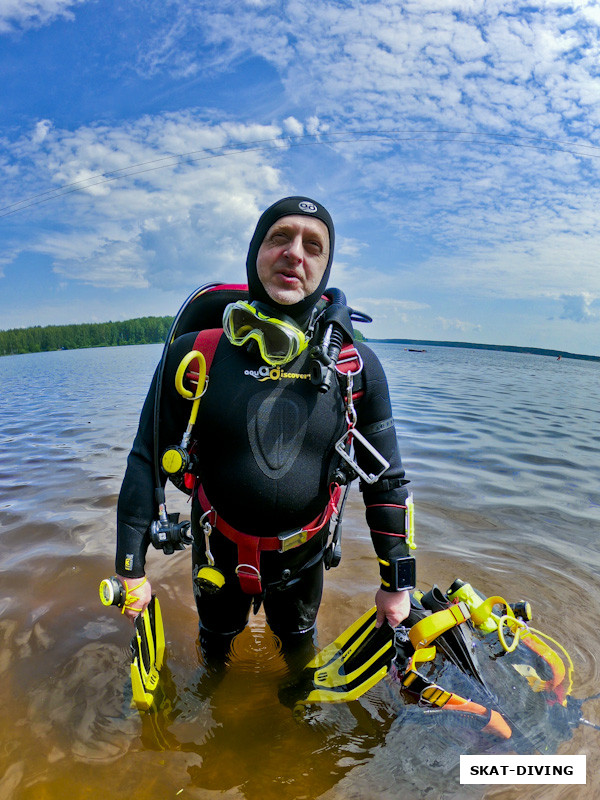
top-left (0, 343), bottom-right (598, 799)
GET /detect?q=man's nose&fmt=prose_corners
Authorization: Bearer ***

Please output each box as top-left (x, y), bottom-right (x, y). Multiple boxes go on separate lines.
top-left (284, 234), bottom-right (303, 262)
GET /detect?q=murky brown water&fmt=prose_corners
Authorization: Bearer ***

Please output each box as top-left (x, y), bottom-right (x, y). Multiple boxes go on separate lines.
top-left (0, 343), bottom-right (598, 799)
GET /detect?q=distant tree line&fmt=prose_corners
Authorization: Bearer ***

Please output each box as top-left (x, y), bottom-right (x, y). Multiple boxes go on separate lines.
top-left (1, 315), bottom-right (370, 357)
top-left (0, 316), bottom-right (174, 356)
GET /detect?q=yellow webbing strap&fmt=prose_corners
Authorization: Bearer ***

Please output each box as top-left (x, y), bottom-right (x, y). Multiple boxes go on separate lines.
top-left (408, 601), bottom-right (471, 650)
top-left (402, 645), bottom-right (437, 689)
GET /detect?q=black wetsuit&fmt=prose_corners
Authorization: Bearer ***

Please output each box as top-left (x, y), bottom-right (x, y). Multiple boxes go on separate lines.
top-left (116, 326), bottom-right (410, 643)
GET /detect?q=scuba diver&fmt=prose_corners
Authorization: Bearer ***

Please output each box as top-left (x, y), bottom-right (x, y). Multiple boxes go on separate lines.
top-left (111, 196), bottom-right (416, 662)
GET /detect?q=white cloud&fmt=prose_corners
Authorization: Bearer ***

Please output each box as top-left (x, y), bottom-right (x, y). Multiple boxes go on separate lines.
top-left (436, 316), bottom-right (482, 333)
top-left (336, 237), bottom-right (366, 259)
top-left (356, 297), bottom-right (430, 313)
top-left (160, 0), bottom-right (600, 146)
top-left (0, 0), bottom-right (87, 33)
top-left (32, 120), bottom-right (52, 144)
top-left (283, 117), bottom-right (304, 137)
top-left (2, 114), bottom-right (288, 289)
top-left (559, 293), bottom-right (599, 322)
top-left (121, 2), bottom-right (600, 310)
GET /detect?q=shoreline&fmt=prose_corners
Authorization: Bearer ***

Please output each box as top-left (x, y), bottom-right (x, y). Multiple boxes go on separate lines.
top-left (364, 337), bottom-right (600, 363)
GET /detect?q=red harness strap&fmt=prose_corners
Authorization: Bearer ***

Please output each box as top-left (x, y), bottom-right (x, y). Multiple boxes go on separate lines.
top-left (184, 328), bottom-right (355, 593)
top-left (197, 483), bottom-right (342, 595)
top-left (180, 329), bottom-right (223, 492)
top-left (191, 328), bottom-right (223, 371)
top-left (336, 344), bottom-right (364, 401)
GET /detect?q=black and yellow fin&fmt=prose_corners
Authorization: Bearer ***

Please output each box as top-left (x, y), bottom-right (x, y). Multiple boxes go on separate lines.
top-left (130, 595), bottom-right (165, 712)
top-left (293, 606), bottom-right (395, 707)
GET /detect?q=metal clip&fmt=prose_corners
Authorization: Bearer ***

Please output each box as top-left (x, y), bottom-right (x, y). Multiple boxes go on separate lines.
top-left (344, 372), bottom-right (357, 427)
top-left (199, 509), bottom-right (215, 567)
top-left (235, 563), bottom-right (261, 580)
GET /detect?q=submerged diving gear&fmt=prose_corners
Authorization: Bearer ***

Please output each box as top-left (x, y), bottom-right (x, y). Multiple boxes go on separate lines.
top-left (289, 578), bottom-right (576, 744)
top-left (130, 595), bottom-right (165, 712)
top-left (223, 300), bottom-right (309, 366)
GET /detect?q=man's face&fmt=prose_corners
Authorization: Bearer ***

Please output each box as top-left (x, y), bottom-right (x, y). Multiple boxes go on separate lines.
top-left (256, 215), bottom-right (330, 306)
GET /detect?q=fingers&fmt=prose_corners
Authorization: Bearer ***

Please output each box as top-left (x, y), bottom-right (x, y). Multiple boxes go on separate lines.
top-left (375, 603), bottom-right (387, 629)
top-left (115, 575), bottom-right (153, 622)
top-left (375, 587), bottom-right (411, 629)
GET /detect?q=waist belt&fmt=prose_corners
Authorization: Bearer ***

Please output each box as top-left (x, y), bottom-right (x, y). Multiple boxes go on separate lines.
top-left (197, 483), bottom-right (342, 595)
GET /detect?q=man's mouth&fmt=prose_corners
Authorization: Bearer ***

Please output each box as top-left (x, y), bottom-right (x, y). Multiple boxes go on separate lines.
top-left (277, 269), bottom-right (301, 285)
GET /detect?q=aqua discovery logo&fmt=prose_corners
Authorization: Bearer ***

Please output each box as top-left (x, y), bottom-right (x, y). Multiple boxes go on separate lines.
top-left (244, 366), bottom-right (311, 382)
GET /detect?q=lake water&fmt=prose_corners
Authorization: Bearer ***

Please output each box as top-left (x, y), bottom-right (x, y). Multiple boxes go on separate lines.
top-left (0, 342), bottom-right (598, 799)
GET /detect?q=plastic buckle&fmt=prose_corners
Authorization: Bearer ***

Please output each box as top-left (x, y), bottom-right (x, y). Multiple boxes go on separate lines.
top-left (278, 529), bottom-right (309, 552)
top-left (334, 428), bottom-right (390, 485)
top-left (418, 684), bottom-right (452, 709)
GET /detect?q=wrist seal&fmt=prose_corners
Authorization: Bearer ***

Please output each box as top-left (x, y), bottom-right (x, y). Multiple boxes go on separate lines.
top-left (378, 555), bottom-right (416, 592)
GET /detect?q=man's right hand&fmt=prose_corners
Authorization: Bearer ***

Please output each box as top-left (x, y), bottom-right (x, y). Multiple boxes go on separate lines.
top-left (116, 574), bottom-right (153, 622)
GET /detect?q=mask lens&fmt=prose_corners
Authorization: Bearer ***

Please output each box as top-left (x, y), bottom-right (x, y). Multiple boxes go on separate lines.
top-left (223, 302), bottom-right (305, 365)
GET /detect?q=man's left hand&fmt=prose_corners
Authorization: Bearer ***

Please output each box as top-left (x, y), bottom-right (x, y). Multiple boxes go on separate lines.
top-left (375, 587), bottom-right (410, 628)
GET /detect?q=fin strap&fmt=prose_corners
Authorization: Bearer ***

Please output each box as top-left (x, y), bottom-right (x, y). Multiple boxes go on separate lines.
top-left (408, 602), bottom-right (471, 650)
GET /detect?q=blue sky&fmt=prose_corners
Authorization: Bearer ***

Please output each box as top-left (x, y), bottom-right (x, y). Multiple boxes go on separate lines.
top-left (2, 1), bottom-right (600, 355)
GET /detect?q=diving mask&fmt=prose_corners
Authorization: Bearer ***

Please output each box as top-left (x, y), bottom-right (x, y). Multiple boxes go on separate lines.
top-left (222, 300), bottom-right (309, 366)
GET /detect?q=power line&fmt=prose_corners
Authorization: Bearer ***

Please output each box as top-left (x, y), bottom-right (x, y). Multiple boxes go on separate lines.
top-left (2, 129), bottom-right (599, 218)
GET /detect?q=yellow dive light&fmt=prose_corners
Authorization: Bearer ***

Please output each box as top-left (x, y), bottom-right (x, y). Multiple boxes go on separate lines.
top-left (99, 576), bottom-right (126, 607)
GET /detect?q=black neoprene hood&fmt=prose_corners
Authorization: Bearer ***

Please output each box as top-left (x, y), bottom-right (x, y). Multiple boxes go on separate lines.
top-left (246, 196), bottom-right (335, 323)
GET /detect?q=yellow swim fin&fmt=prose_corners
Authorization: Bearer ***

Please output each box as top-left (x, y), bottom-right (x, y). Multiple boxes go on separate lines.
top-left (290, 606), bottom-right (395, 707)
top-left (130, 596), bottom-right (165, 712)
